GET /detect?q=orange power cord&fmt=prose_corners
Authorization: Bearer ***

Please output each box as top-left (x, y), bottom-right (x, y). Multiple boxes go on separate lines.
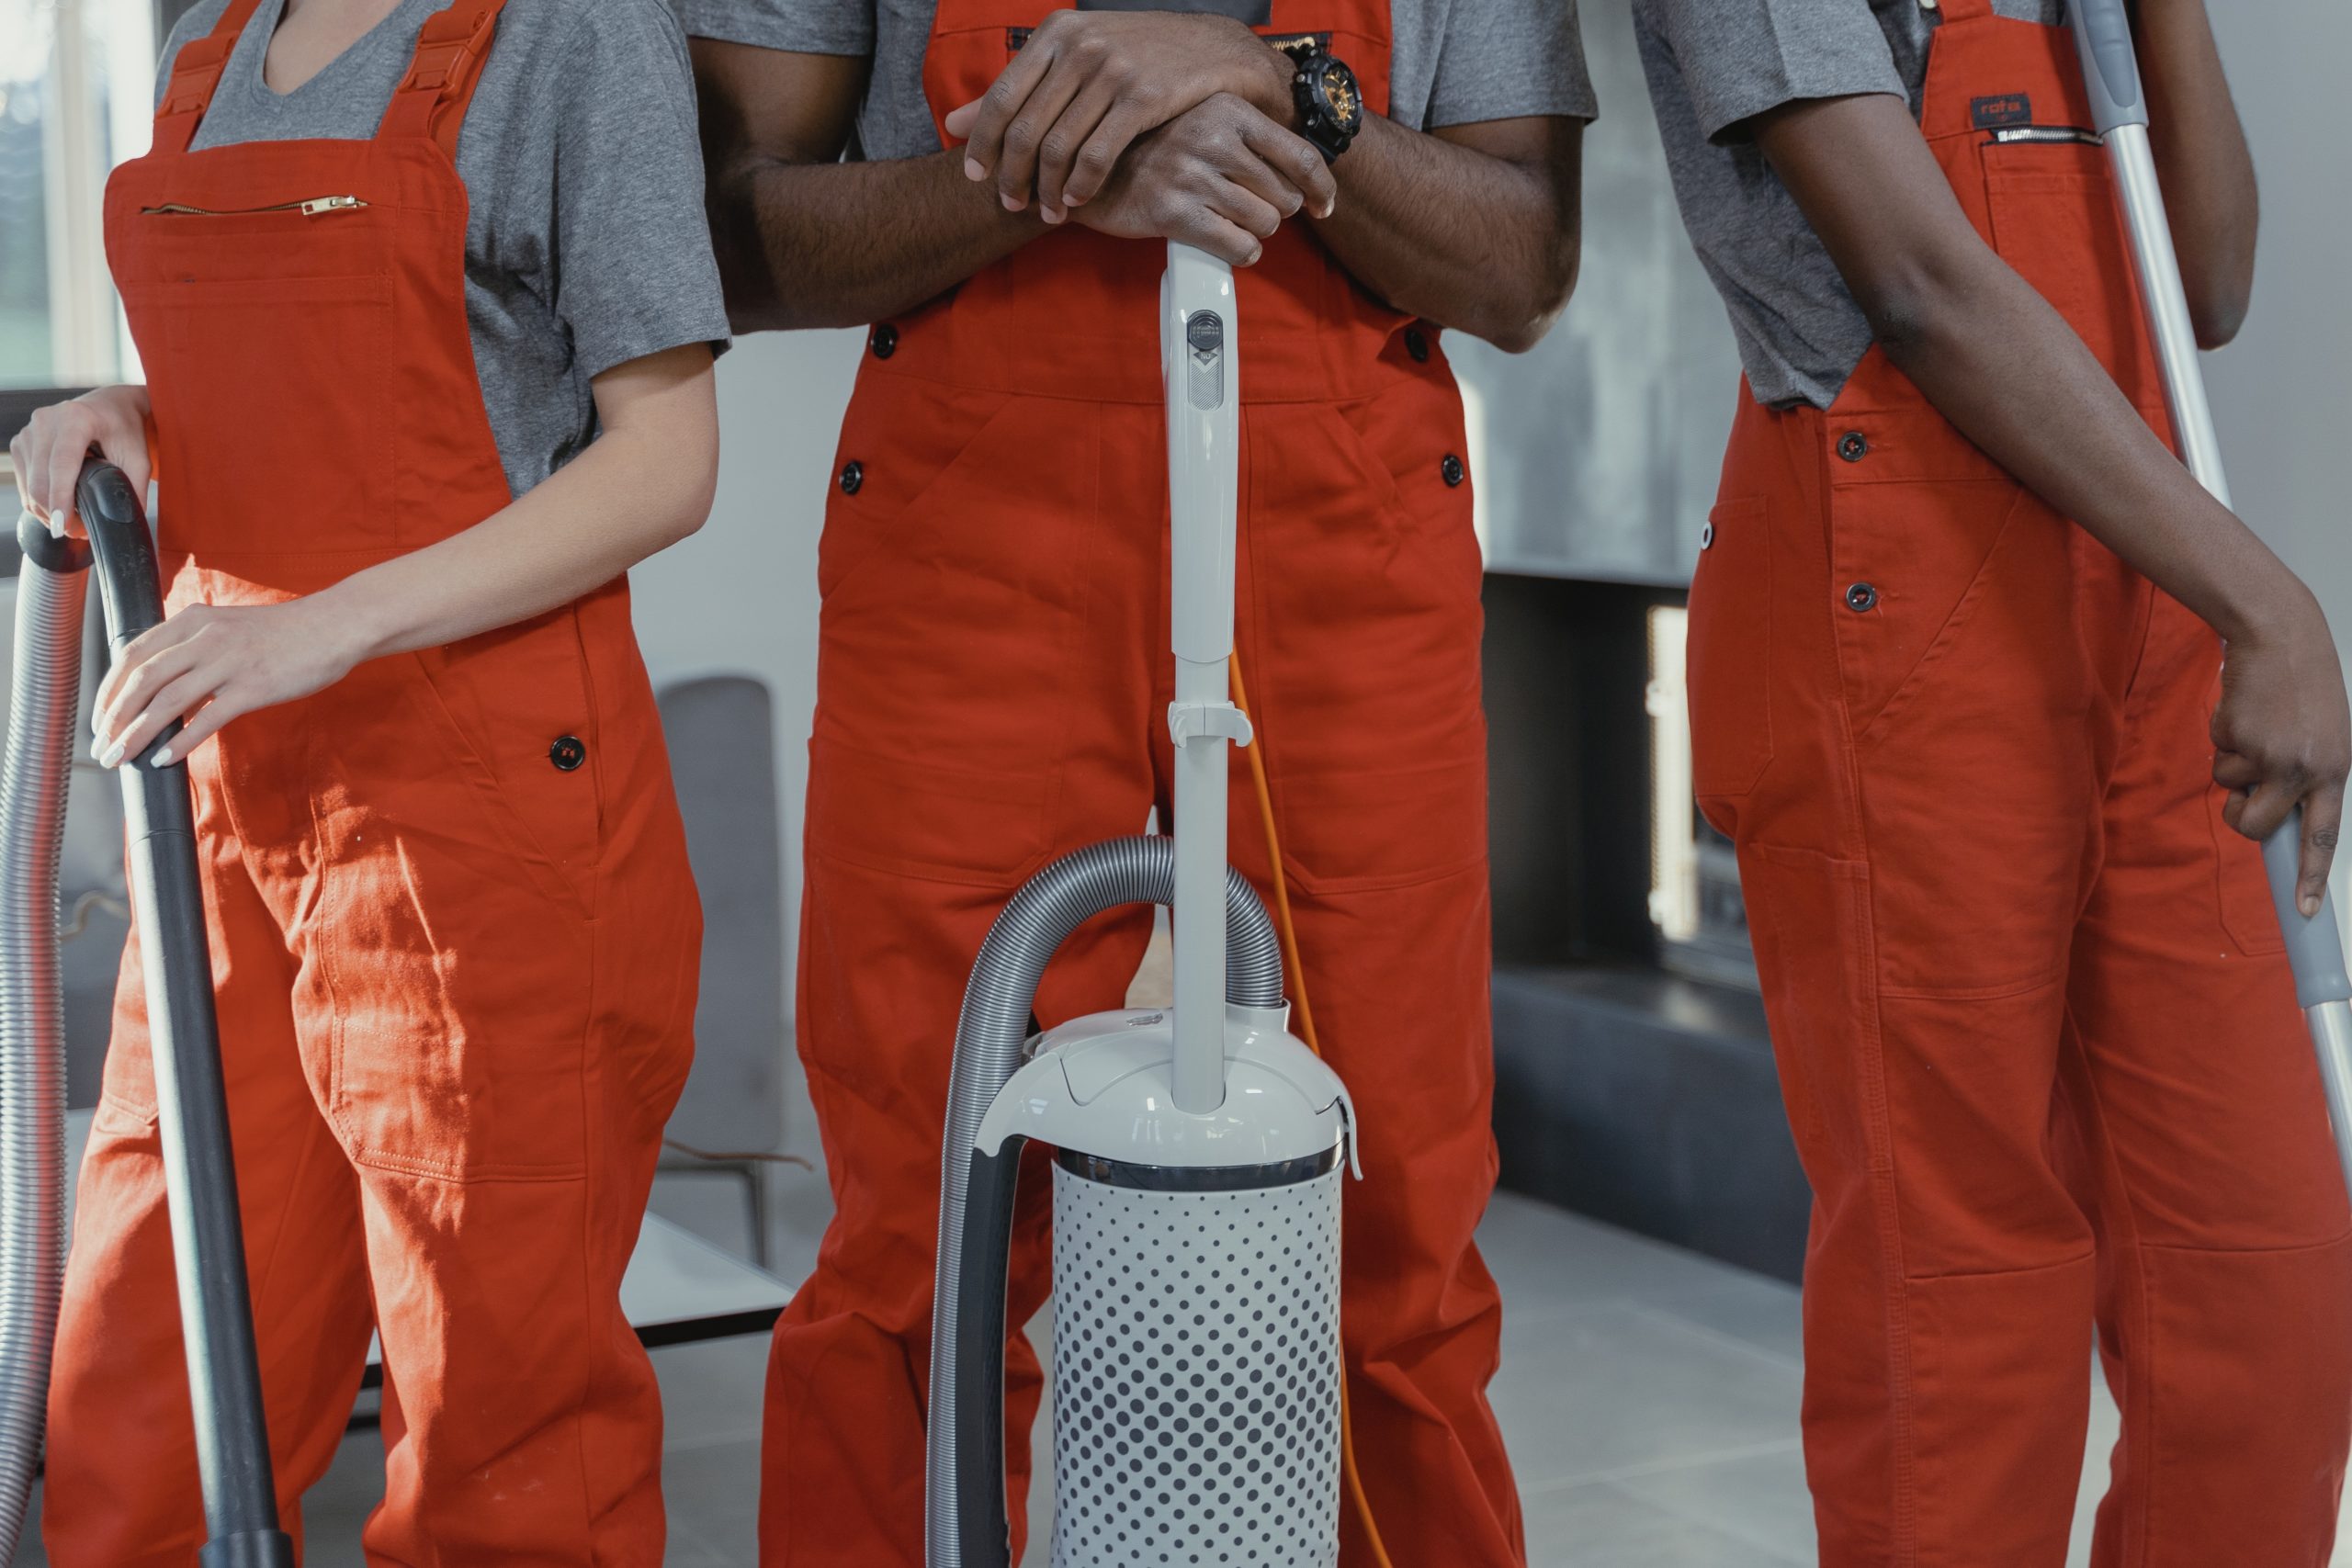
top-left (1229, 651), bottom-right (1396, 1568)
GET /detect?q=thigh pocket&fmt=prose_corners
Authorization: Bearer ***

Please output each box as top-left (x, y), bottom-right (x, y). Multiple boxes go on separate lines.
top-left (2207, 777), bottom-right (2290, 957)
top-left (806, 736), bottom-right (1056, 889)
top-left (1689, 496), bottom-right (1772, 802)
top-left (1827, 473), bottom-right (2034, 750)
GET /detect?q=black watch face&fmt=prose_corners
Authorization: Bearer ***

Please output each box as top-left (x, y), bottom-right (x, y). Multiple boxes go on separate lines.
top-left (1313, 60), bottom-right (1363, 135)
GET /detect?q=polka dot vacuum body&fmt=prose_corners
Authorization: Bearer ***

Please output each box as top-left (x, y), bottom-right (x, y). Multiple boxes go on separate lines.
top-left (926, 244), bottom-right (1359, 1568)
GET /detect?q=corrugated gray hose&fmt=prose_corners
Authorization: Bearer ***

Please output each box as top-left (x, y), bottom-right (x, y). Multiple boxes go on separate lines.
top-left (927, 835), bottom-right (1283, 1568)
top-left (0, 558), bottom-right (89, 1559)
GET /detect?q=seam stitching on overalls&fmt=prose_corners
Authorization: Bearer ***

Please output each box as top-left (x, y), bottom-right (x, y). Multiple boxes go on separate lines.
top-left (1815, 410), bottom-right (1923, 1566)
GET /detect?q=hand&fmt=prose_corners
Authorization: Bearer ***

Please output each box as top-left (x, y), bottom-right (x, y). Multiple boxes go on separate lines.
top-left (1064, 94), bottom-right (1335, 267)
top-left (944, 8), bottom-right (1299, 221)
top-left (9, 386), bottom-right (153, 538)
top-left (92, 597), bottom-right (372, 770)
top-left (2212, 589), bottom-right (2352, 916)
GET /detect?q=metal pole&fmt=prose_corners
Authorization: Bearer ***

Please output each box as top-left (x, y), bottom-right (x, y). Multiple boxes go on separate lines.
top-left (2069, 0), bottom-right (2352, 1185)
top-left (72, 460), bottom-right (293, 1568)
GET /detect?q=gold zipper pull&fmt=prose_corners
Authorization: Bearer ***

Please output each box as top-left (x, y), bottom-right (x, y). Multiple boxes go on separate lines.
top-left (300, 195), bottom-right (365, 216)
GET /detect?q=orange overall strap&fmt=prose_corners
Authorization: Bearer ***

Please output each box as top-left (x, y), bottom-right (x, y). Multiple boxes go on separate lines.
top-left (152, 0), bottom-right (267, 155)
top-left (376, 0), bottom-right (509, 160)
top-left (1934, 0), bottom-right (1996, 21)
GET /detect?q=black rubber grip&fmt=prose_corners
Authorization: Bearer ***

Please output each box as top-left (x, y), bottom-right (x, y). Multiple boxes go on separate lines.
top-left (956, 1144), bottom-right (1023, 1568)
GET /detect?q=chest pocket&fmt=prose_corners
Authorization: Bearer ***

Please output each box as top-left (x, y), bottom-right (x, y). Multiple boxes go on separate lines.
top-left (1077, 0), bottom-right (1273, 17)
top-left (1980, 139), bottom-right (2162, 407)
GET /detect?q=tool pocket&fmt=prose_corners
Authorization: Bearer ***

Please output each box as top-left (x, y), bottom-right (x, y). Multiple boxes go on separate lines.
top-left (1688, 496), bottom-right (1773, 807)
top-left (120, 274), bottom-right (395, 557)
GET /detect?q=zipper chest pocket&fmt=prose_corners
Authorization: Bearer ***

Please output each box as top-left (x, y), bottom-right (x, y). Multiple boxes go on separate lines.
top-left (141, 195), bottom-right (368, 218)
top-left (1983, 126), bottom-right (2102, 148)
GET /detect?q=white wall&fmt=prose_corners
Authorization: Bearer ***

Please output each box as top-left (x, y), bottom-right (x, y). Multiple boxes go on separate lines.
top-left (2206, 11), bottom-right (2352, 610)
top-left (2206, 6), bottom-right (2352, 905)
top-left (628, 327), bottom-right (862, 980)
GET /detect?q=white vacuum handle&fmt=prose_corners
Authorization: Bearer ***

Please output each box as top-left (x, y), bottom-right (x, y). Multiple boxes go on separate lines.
top-left (2069, 0), bottom-right (2352, 1153)
top-left (1162, 243), bottom-right (1248, 1114)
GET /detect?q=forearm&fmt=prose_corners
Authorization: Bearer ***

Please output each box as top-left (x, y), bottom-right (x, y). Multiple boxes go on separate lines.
top-left (309, 403), bottom-right (716, 662)
top-left (1303, 115), bottom-right (1581, 352)
top-left (2132, 0), bottom-right (2256, 344)
top-left (711, 150), bottom-right (1042, 333)
top-left (1883, 254), bottom-right (2296, 640)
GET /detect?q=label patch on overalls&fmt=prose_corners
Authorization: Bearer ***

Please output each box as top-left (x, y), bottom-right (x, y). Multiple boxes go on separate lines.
top-left (1970, 93), bottom-right (2034, 129)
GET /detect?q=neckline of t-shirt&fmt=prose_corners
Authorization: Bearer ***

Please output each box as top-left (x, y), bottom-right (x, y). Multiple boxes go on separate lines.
top-left (240, 0), bottom-right (436, 107)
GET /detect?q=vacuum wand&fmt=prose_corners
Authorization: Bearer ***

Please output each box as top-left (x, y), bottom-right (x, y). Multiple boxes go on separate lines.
top-left (1162, 242), bottom-right (1249, 1114)
top-left (2070, 0), bottom-right (2352, 1180)
top-left (65, 462), bottom-right (292, 1567)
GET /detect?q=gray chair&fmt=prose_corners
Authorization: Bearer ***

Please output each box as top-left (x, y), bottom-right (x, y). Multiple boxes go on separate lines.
top-left (658, 674), bottom-right (794, 1265)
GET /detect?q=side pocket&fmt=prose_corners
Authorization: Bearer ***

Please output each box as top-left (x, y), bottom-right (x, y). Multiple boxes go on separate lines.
top-left (1689, 496), bottom-right (1773, 803)
top-left (2208, 780), bottom-right (2290, 957)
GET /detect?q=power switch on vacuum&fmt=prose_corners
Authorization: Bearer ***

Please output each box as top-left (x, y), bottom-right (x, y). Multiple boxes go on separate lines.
top-left (1185, 310), bottom-right (1225, 411)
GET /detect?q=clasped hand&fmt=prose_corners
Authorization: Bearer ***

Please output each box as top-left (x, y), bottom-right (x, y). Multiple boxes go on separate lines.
top-left (944, 9), bottom-right (1339, 267)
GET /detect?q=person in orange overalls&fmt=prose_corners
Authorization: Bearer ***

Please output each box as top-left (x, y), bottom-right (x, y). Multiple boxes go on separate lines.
top-left (6, 0), bottom-right (726, 1558)
top-left (1635, 0), bottom-right (2352, 1561)
top-left (685, 1), bottom-right (1593, 1561)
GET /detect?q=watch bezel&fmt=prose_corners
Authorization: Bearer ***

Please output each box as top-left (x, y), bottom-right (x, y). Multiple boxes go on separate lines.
top-left (1292, 51), bottom-right (1362, 160)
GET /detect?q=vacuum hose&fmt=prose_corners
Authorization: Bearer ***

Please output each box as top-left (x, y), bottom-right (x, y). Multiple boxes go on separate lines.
top-left (0, 518), bottom-right (94, 1558)
top-left (928, 835), bottom-right (1283, 1568)
top-left (0, 462), bottom-right (294, 1568)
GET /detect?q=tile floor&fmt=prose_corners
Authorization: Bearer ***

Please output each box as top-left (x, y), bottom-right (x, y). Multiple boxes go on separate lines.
top-left (17, 1177), bottom-right (2160, 1567)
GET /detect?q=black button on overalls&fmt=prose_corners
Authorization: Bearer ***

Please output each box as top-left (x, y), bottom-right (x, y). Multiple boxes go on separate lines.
top-left (1838, 432), bottom-right (1870, 463)
top-left (839, 460), bottom-right (864, 495)
top-left (1404, 326), bottom-right (1430, 364)
top-left (1441, 454), bottom-right (1465, 487)
top-left (1845, 582), bottom-right (1879, 613)
top-left (549, 735), bottom-right (588, 772)
top-left (870, 323), bottom-right (899, 359)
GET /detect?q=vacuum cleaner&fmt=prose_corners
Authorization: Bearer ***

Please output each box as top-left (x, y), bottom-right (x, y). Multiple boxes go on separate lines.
top-left (926, 243), bottom-right (1358, 1568)
top-left (2068, 0), bottom-right (2352, 1178)
top-left (0, 458), bottom-right (293, 1565)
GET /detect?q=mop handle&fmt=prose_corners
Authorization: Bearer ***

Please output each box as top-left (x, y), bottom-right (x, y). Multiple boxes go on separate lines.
top-left (1162, 243), bottom-right (1246, 1114)
top-left (2069, 0), bottom-right (2352, 1010)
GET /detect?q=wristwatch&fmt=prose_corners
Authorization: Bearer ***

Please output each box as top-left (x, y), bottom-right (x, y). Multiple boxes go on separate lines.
top-left (1291, 51), bottom-right (1363, 163)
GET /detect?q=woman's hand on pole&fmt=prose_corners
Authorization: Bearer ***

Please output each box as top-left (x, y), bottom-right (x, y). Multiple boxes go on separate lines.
top-left (2211, 588), bottom-right (2352, 917)
top-left (90, 598), bottom-right (370, 770)
top-left (8, 386), bottom-right (153, 538)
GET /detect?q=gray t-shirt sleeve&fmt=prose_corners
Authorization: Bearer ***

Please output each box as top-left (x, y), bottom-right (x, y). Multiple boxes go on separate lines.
top-left (675, 0), bottom-right (876, 55)
top-left (1420, 0), bottom-right (1598, 130)
top-left (541, 2), bottom-right (733, 379)
top-left (1637, 0), bottom-right (1905, 142)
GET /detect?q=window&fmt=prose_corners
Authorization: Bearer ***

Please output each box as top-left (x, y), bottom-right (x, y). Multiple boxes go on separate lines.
top-left (3, 0), bottom-right (170, 415)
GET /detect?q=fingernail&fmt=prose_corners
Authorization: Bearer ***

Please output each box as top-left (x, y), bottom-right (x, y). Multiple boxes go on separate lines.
top-left (965, 157), bottom-right (986, 181)
top-left (153, 746), bottom-right (174, 768)
top-left (1041, 206), bottom-right (1063, 224)
top-left (98, 740), bottom-right (124, 768)
top-left (2305, 894), bottom-right (2323, 918)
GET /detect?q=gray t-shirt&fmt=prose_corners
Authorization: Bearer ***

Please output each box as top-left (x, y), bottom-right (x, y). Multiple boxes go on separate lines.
top-left (160, 0), bottom-right (731, 498)
top-left (677, 0), bottom-right (1597, 162)
top-left (1634, 0), bottom-right (2062, 409)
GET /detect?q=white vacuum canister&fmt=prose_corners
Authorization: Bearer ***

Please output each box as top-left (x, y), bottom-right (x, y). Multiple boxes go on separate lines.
top-left (1049, 1158), bottom-right (1343, 1567)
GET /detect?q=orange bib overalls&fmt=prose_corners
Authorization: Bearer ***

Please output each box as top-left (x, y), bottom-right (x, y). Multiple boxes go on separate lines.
top-left (760, 4), bottom-right (1519, 1562)
top-left (1689, 1), bottom-right (2352, 1561)
top-left (42, 4), bottom-right (701, 1561)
